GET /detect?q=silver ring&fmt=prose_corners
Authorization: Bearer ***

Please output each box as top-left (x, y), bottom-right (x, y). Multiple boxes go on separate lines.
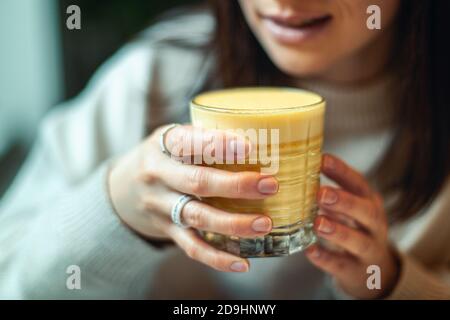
top-left (159, 123), bottom-right (178, 156)
top-left (171, 194), bottom-right (195, 228)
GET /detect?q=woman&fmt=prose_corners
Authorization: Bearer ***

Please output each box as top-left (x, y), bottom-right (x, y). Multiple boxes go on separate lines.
top-left (1, 0), bottom-right (449, 299)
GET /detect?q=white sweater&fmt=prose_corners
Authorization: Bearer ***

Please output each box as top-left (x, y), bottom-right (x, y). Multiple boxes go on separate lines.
top-left (1, 10), bottom-right (450, 300)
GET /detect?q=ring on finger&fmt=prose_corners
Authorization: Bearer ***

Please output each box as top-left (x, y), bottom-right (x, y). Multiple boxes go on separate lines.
top-left (171, 194), bottom-right (195, 228)
top-left (159, 123), bottom-right (179, 156)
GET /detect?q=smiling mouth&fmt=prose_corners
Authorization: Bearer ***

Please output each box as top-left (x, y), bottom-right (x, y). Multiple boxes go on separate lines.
top-left (267, 14), bottom-right (333, 29)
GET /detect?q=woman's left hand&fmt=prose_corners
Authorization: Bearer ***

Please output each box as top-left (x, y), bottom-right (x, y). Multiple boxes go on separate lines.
top-left (305, 154), bottom-right (400, 299)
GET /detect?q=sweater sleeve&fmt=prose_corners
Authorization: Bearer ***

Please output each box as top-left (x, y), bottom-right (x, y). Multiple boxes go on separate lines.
top-left (326, 251), bottom-right (450, 300)
top-left (386, 252), bottom-right (450, 300)
top-left (0, 42), bottom-right (175, 299)
top-left (327, 247), bottom-right (450, 300)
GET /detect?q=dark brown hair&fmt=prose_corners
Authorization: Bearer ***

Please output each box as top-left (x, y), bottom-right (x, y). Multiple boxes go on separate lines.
top-left (209, 0), bottom-right (450, 221)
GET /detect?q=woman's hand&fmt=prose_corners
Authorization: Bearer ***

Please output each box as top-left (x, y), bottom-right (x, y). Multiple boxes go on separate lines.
top-left (108, 124), bottom-right (277, 273)
top-left (305, 154), bottom-right (400, 299)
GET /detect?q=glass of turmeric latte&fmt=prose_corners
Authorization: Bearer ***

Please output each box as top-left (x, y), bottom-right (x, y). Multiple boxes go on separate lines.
top-left (190, 87), bottom-right (325, 257)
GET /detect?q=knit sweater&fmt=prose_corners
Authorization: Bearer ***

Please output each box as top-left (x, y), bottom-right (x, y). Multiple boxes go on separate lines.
top-left (0, 9), bottom-right (449, 300)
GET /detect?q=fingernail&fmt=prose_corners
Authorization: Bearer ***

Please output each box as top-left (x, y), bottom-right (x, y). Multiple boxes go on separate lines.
top-left (230, 261), bottom-right (248, 272)
top-left (257, 177), bottom-right (278, 194)
top-left (252, 217), bottom-right (272, 232)
top-left (321, 189), bottom-right (338, 205)
top-left (323, 156), bottom-right (335, 170)
top-left (229, 137), bottom-right (250, 158)
top-left (317, 217), bottom-right (335, 234)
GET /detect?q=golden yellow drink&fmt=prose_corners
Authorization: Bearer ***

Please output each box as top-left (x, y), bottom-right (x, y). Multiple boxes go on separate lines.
top-left (190, 87), bottom-right (325, 257)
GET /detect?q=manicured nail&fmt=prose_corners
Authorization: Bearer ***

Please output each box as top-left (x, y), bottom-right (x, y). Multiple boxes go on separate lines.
top-left (317, 217), bottom-right (335, 234)
top-left (321, 189), bottom-right (338, 205)
top-left (257, 177), bottom-right (278, 194)
top-left (323, 156), bottom-right (335, 170)
top-left (252, 217), bottom-right (272, 232)
top-left (230, 261), bottom-right (248, 272)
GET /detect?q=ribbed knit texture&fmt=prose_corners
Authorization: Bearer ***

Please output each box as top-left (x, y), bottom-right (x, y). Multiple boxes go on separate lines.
top-left (299, 74), bottom-right (397, 136)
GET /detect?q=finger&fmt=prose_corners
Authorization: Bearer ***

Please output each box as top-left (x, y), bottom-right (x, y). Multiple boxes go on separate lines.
top-left (157, 161), bottom-right (279, 199)
top-left (144, 191), bottom-right (273, 237)
top-left (164, 125), bottom-right (250, 162)
top-left (313, 215), bottom-right (377, 261)
top-left (317, 186), bottom-right (381, 234)
top-left (321, 154), bottom-right (372, 197)
top-left (167, 225), bottom-right (250, 273)
top-left (181, 200), bottom-right (272, 237)
top-left (305, 244), bottom-right (359, 279)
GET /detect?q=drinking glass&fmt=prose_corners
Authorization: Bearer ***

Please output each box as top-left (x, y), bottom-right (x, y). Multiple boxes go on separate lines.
top-left (190, 87), bottom-right (325, 257)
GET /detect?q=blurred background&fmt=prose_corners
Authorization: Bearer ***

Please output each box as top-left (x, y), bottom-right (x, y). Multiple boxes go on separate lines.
top-left (0, 0), bottom-right (198, 198)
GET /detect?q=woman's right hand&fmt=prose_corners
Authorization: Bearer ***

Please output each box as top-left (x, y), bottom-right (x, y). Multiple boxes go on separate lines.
top-left (108, 124), bottom-right (278, 272)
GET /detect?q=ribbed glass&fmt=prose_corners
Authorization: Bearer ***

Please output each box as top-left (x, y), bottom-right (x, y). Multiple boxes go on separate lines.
top-left (190, 87), bottom-right (325, 257)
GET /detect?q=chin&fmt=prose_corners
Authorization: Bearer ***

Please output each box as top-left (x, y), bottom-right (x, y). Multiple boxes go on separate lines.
top-left (269, 52), bottom-right (333, 79)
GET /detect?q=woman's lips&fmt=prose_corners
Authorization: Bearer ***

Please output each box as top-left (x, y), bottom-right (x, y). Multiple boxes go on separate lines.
top-left (261, 13), bottom-right (333, 45)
